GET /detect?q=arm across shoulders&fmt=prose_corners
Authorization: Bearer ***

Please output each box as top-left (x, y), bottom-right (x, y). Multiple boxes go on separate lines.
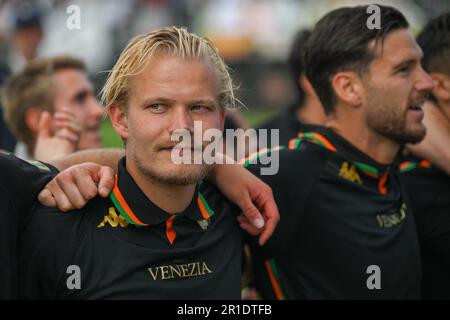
top-left (0, 152), bottom-right (58, 219)
top-left (244, 144), bottom-right (330, 256)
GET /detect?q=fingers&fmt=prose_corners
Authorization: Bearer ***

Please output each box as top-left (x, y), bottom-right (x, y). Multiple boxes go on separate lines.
top-left (37, 163), bottom-right (115, 212)
top-left (258, 204), bottom-right (279, 246)
top-left (54, 118), bottom-right (81, 135)
top-left (73, 167), bottom-right (99, 201)
top-left (237, 214), bottom-right (262, 236)
top-left (54, 127), bottom-right (80, 144)
top-left (56, 173), bottom-right (88, 209)
top-left (254, 187), bottom-right (280, 246)
top-left (41, 178), bottom-right (75, 212)
top-left (53, 108), bottom-right (75, 120)
top-left (53, 111), bottom-right (81, 143)
top-left (240, 193), bottom-right (265, 229)
top-left (97, 166), bottom-right (115, 197)
top-left (37, 111), bottom-right (52, 139)
top-left (37, 188), bottom-right (56, 207)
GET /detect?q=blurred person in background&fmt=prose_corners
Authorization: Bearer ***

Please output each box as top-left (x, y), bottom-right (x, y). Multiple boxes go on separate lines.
top-left (399, 11), bottom-right (450, 299)
top-left (2, 55), bottom-right (103, 161)
top-left (0, 0), bottom-right (43, 73)
top-left (257, 29), bottom-right (326, 147)
top-left (0, 0), bottom-right (44, 151)
top-left (0, 66), bottom-right (16, 151)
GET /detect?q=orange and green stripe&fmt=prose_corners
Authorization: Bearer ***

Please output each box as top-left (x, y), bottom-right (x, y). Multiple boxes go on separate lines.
top-left (353, 162), bottom-right (390, 194)
top-left (295, 132), bottom-right (337, 152)
top-left (240, 145), bottom-right (286, 167)
top-left (399, 160), bottom-right (431, 173)
top-left (354, 162), bottom-right (379, 179)
top-left (265, 259), bottom-right (286, 300)
top-left (197, 192), bottom-right (215, 219)
top-left (378, 171), bottom-right (389, 194)
top-left (166, 215), bottom-right (176, 245)
top-left (288, 138), bottom-right (302, 150)
top-left (109, 175), bottom-right (149, 226)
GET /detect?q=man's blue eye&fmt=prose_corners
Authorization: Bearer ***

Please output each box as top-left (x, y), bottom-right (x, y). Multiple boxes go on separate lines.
top-left (148, 104), bottom-right (165, 111)
top-left (192, 105), bottom-right (208, 111)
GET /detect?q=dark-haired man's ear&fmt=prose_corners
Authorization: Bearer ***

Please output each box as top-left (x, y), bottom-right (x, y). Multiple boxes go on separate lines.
top-left (430, 73), bottom-right (450, 102)
top-left (108, 104), bottom-right (129, 141)
top-left (332, 72), bottom-right (363, 109)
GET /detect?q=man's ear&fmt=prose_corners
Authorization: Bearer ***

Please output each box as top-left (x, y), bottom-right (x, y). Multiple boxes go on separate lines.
top-left (108, 104), bottom-right (129, 140)
top-left (430, 73), bottom-right (450, 102)
top-left (25, 108), bottom-right (43, 135)
top-left (331, 72), bottom-right (363, 108)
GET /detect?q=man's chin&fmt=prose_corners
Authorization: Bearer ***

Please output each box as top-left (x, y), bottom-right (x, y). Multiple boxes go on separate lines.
top-left (386, 126), bottom-right (426, 145)
top-left (146, 164), bottom-right (209, 186)
top-left (404, 130), bottom-right (426, 144)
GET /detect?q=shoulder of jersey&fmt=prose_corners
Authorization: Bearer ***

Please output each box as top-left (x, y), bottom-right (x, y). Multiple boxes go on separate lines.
top-left (197, 180), bottom-right (236, 214)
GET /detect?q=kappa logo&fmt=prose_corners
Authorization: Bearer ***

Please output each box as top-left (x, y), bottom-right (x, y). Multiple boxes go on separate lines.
top-left (339, 161), bottom-right (362, 185)
top-left (97, 207), bottom-right (129, 228)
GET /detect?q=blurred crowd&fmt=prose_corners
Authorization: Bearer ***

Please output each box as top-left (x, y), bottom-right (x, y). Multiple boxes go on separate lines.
top-left (0, 0), bottom-right (449, 159)
top-left (1, 0), bottom-right (450, 300)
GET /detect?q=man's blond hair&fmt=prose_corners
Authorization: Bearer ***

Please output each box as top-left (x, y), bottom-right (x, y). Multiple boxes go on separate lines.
top-left (101, 26), bottom-right (237, 112)
top-left (1, 55), bottom-right (85, 149)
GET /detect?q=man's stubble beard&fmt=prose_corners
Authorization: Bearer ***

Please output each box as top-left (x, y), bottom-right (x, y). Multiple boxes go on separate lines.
top-left (131, 143), bottom-right (211, 185)
top-left (365, 84), bottom-right (426, 145)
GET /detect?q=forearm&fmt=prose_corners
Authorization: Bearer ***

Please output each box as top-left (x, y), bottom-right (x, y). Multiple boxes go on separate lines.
top-left (407, 140), bottom-right (450, 174)
top-left (49, 148), bottom-right (124, 172)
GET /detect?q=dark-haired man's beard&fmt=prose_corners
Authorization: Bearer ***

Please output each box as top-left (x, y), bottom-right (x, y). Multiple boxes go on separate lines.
top-left (365, 88), bottom-right (426, 145)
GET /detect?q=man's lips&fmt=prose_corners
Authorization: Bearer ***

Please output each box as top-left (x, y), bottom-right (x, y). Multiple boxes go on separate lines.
top-left (408, 101), bottom-right (425, 112)
top-left (160, 146), bottom-right (202, 152)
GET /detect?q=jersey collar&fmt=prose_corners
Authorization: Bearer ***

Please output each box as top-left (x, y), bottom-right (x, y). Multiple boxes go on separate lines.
top-left (109, 157), bottom-right (214, 226)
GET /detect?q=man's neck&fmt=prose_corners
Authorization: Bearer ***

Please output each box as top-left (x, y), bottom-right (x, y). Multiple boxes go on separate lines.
top-left (326, 114), bottom-right (400, 165)
top-left (296, 100), bottom-right (327, 126)
top-left (126, 160), bottom-right (196, 215)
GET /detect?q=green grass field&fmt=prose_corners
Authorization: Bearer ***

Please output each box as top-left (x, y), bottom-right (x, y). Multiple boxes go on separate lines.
top-left (100, 109), bottom-right (277, 148)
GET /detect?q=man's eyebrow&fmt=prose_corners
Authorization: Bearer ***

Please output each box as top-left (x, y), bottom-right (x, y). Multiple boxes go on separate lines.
top-left (190, 98), bottom-right (218, 106)
top-left (139, 97), bottom-right (175, 106)
top-left (139, 97), bottom-right (218, 107)
top-left (392, 50), bottom-right (424, 71)
top-left (392, 58), bottom-right (418, 71)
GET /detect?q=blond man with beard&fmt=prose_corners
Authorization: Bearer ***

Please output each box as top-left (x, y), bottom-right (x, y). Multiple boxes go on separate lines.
top-left (19, 27), bottom-right (260, 299)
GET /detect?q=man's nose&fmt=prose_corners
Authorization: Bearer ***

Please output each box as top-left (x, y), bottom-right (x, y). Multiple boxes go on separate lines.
top-left (415, 68), bottom-right (434, 93)
top-left (168, 107), bottom-right (194, 135)
top-left (89, 98), bottom-right (104, 120)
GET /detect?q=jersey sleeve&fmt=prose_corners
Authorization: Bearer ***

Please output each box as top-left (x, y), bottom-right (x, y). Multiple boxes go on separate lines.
top-left (0, 151), bottom-right (58, 224)
top-left (244, 144), bottom-right (330, 257)
top-left (18, 205), bottom-right (83, 299)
